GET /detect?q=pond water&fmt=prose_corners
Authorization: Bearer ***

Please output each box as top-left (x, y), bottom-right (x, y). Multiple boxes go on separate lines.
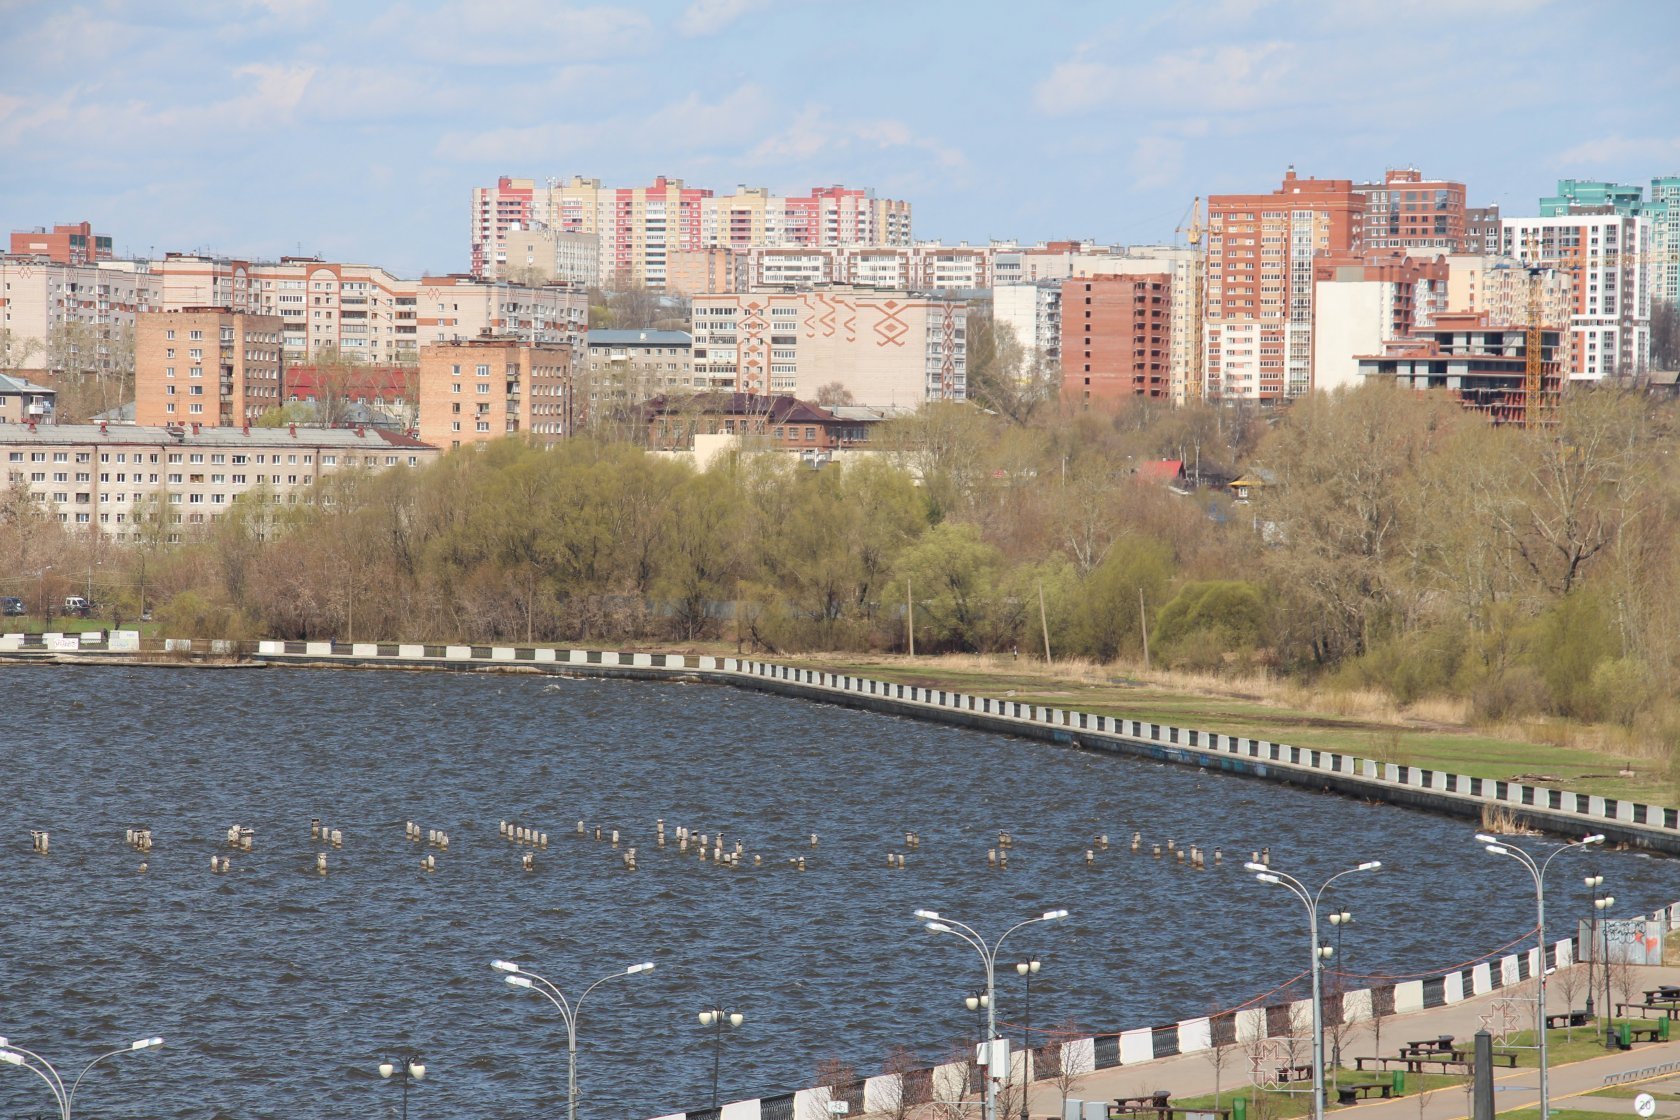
top-left (1, 666), bottom-right (1672, 1120)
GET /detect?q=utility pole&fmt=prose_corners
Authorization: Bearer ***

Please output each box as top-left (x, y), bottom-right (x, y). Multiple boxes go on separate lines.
top-left (1037, 581), bottom-right (1051, 664)
top-left (906, 578), bottom-right (914, 658)
top-left (1139, 587), bottom-right (1150, 671)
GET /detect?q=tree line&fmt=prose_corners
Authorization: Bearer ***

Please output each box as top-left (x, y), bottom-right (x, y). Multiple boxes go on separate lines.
top-left (5, 381), bottom-right (1680, 756)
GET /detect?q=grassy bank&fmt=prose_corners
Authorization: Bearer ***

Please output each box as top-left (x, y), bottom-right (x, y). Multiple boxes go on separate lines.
top-left (733, 650), bottom-right (1677, 808)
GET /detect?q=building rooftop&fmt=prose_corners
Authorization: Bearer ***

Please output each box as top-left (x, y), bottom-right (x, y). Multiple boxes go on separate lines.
top-left (587, 330), bottom-right (693, 347)
top-left (0, 422), bottom-right (435, 450)
top-left (0, 373), bottom-right (55, 395)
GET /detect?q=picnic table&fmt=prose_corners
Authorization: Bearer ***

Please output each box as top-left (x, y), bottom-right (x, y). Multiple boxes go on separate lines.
top-left (1618, 1001), bottom-right (1680, 1021)
top-left (1274, 1064), bottom-right (1313, 1084)
top-left (1545, 1010), bottom-right (1591, 1029)
top-left (1644, 986), bottom-right (1680, 1005)
top-left (1450, 1048), bottom-right (1518, 1068)
top-left (1335, 1082), bottom-right (1394, 1106)
top-left (1399, 1035), bottom-right (1454, 1058)
top-left (1110, 1091), bottom-right (1171, 1117)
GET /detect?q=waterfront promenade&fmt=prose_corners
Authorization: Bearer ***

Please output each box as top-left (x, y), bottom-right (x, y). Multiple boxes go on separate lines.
top-left (1045, 966), bottom-right (1680, 1120)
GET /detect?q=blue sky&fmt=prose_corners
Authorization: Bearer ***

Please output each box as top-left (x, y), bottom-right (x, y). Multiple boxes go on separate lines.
top-left (2, 0), bottom-right (1676, 278)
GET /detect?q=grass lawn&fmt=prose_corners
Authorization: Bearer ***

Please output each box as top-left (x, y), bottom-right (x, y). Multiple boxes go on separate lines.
top-left (771, 652), bottom-right (1676, 807)
top-left (1168, 1073), bottom-right (1470, 1117)
top-left (1497, 1111), bottom-right (1634, 1120)
top-left (1590, 1088), bottom-right (1680, 1101)
top-left (1495, 1022), bottom-right (1668, 1065)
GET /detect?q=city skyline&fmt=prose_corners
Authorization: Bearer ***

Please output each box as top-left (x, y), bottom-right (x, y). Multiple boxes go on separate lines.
top-left (3, 0), bottom-right (1677, 277)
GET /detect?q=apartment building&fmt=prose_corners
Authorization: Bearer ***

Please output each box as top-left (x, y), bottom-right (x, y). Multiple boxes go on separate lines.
top-left (1060, 274), bottom-right (1172, 402)
top-left (416, 337), bottom-right (576, 449)
top-left (991, 241), bottom-right (1123, 286)
top-left (1464, 205), bottom-right (1503, 255)
top-left (1085, 246), bottom-right (1202, 401)
top-left (1354, 168), bottom-right (1467, 252)
top-left (9, 222), bottom-right (114, 265)
top-left (1651, 176), bottom-right (1680, 306)
top-left (485, 224), bottom-right (598, 287)
top-left (0, 374), bottom-right (56, 424)
top-left (134, 308), bottom-right (284, 426)
top-left (0, 256), bottom-right (159, 378)
top-left (1205, 169), bottom-right (1365, 400)
top-left (689, 289), bottom-right (966, 405)
top-left (1500, 213), bottom-right (1650, 379)
top-left (471, 177), bottom-right (911, 288)
top-left (416, 275), bottom-right (587, 349)
top-left (1311, 252), bottom-right (1448, 391)
top-left (582, 330), bottom-right (693, 419)
top-left (991, 282), bottom-right (1062, 380)
top-left (666, 248), bottom-right (746, 296)
top-left (0, 422), bottom-right (437, 539)
top-left (1442, 254), bottom-right (1574, 365)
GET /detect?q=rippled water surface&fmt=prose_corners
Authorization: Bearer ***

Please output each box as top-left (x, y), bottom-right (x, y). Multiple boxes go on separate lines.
top-left (1, 665), bottom-right (1674, 1120)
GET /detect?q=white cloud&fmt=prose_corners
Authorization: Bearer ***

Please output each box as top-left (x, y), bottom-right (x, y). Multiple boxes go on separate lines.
top-left (372, 0), bottom-right (651, 64)
top-left (1130, 136), bottom-right (1185, 192)
top-left (677, 0), bottom-right (769, 37)
top-left (1034, 43), bottom-right (1297, 116)
top-left (749, 107), bottom-right (967, 171)
top-left (1555, 134), bottom-right (1680, 167)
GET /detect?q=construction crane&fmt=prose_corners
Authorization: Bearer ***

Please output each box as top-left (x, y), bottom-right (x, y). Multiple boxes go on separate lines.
top-left (1176, 197), bottom-right (1205, 402)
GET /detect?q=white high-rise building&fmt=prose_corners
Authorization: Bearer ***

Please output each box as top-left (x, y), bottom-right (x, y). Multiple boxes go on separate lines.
top-left (1501, 213), bottom-right (1650, 379)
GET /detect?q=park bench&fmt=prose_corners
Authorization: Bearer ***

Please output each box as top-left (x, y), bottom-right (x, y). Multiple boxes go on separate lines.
top-left (1335, 1082), bottom-right (1394, 1106)
top-left (1545, 1010), bottom-right (1591, 1029)
top-left (1618, 1001), bottom-right (1680, 1021)
top-left (1354, 1055), bottom-right (1471, 1076)
top-left (1399, 1035), bottom-right (1454, 1058)
top-left (1274, 1064), bottom-right (1313, 1084)
top-left (1111, 1091), bottom-right (1171, 1117)
top-left (1450, 1048), bottom-right (1518, 1068)
top-left (1619, 1022), bottom-right (1664, 1047)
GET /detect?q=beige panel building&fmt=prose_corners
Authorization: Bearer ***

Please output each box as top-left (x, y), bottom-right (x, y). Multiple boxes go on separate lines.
top-left (492, 226), bottom-right (599, 287)
top-left (666, 249), bottom-right (745, 296)
top-left (690, 289), bottom-right (965, 406)
top-left (134, 308), bottom-right (283, 427)
top-left (0, 256), bottom-right (161, 378)
top-left (417, 276), bottom-right (587, 350)
top-left (1444, 253), bottom-right (1575, 368)
top-left (417, 337), bottom-right (575, 450)
top-left (0, 422), bottom-right (437, 540)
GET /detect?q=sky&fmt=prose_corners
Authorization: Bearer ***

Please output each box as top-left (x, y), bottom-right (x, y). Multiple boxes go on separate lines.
top-left (2, 0), bottom-right (1678, 278)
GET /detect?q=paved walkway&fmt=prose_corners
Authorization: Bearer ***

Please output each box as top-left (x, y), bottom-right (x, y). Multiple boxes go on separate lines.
top-left (1034, 967), bottom-right (1680, 1120)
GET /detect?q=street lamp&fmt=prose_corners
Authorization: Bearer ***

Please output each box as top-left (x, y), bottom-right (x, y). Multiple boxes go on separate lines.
top-left (697, 1007), bottom-right (744, 1112)
top-left (1583, 875), bottom-right (1605, 1019)
top-left (377, 1051), bottom-right (426, 1120)
top-left (1477, 831), bottom-right (1605, 1120)
top-left (913, 908), bottom-right (1070, 1120)
top-left (1245, 860), bottom-right (1381, 1120)
top-left (1016, 960), bottom-right (1041, 1120)
top-left (1326, 912), bottom-right (1352, 1068)
top-left (1594, 893), bottom-right (1616, 1044)
top-left (0, 1035), bottom-right (163, 1120)
top-left (493, 959), bottom-right (654, 1120)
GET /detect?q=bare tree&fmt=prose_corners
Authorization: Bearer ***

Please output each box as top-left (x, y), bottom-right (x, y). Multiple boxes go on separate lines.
top-left (1201, 1011), bottom-right (1237, 1108)
top-left (1550, 964), bottom-right (1585, 1040)
top-left (806, 1057), bottom-right (861, 1120)
top-left (1041, 1022), bottom-right (1093, 1120)
top-left (929, 1047), bottom-right (978, 1120)
top-left (874, 1046), bottom-right (930, 1120)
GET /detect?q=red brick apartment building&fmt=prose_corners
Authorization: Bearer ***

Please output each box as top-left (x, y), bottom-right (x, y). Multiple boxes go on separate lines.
top-left (1060, 274), bottom-right (1173, 402)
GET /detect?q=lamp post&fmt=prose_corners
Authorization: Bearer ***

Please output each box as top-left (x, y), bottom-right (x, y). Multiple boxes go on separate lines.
top-left (1477, 832), bottom-right (1605, 1120)
top-left (378, 1051), bottom-right (425, 1120)
top-left (1245, 860), bottom-right (1381, 1120)
top-left (1326, 912), bottom-right (1351, 1068)
top-left (1016, 960), bottom-right (1041, 1120)
top-left (913, 908), bottom-right (1070, 1120)
top-left (0, 1035), bottom-right (164, 1120)
top-left (1583, 875), bottom-right (1605, 1020)
top-left (1595, 893), bottom-right (1616, 1046)
top-left (493, 959), bottom-right (655, 1120)
top-left (697, 1007), bottom-right (744, 1112)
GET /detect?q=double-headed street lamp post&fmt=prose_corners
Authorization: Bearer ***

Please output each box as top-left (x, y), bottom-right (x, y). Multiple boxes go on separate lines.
top-left (1583, 874), bottom-right (1605, 1019)
top-left (914, 908), bottom-right (1070, 1120)
top-left (1016, 960), bottom-right (1041, 1120)
top-left (0, 1035), bottom-right (163, 1120)
top-left (493, 959), bottom-right (655, 1120)
top-left (1246, 861), bottom-right (1381, 1120)
top-left (697, 1008), bottom-right (744, 1112)
top-left (1477, 832), bottom-right (1605, 1120)
top-left (1326, 912), bottom-right (1351, 1069)
top-left (1593, 892), bottom-right (1616, 1045)
top-left (378, 1051), bottom-right (425, 1120)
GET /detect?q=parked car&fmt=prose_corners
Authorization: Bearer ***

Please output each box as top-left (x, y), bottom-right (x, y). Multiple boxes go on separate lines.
top-left (64, 595), bottom-right (91, 617)
top-left (1, 596), bottom-right (23, 616)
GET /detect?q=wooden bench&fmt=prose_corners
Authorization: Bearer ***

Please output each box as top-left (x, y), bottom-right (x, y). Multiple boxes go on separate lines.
top-left (1111, 1092), bottom-right (1171, 1117)
top-left (1450, 1048), bottom-right (1518, 1068)
top-left (1335, 1082), bottom-right (1394, 1106)
top-left (1545, 1010), bottom-right (1591, 1029)
top-left (1399, 1036), bottom-right (1454, 1058)
top-left (1618, 1001), bottom-right (1680, 1021)
top-left (1354, 1056), bottom-right (1471, 1076)
top-left (1621, 1023), bottom-right (1663, 1047)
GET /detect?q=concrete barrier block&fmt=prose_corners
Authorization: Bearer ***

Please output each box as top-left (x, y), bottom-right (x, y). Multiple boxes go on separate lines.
top-left (1177, 1016), bottom-right (1212, 1054)
top-left (568, 649), bottom-right (588, 664)
top-left (1235, 1007), bottom-right (1267, 1042)
top-left (1119, 1027), bottom-right (1153, 1065)
top-left (305, 641), bottom-right (332, 656)
top-left (864, 1074), bottom-right (901, 1112)
top-left (1444, 970), bottom-right (1465, 1004)
top-left (1393, 980), bottom-right (1425, 1014)
top-left (490, 647), bottom-right (515, 661)
top-left (445, 645), bottom-right (471, 660)
top-left (1471, 962), bottom-right (1492, 995)
top-left (1342, 987), bottom-right (1373, 1022)
top-left (353, 643), bottom-right (378, 658)
top-left (633, 653), bottom-right (652, 667)
top-left (259, 640), bottom-right (284, 654)
top-left (398, 644), bottom-right (424, 658)
top-left (1061, 1038), bottom-right (1096, 1078)
top-left (1500, 955), bottom-right (1520, 988)
top-left (601, 651), bottom-right (621, 666)
top-left (534, 648), bottom-right (557, 662)
top-left (699, 656), bottom-right (717, 670)
top-left (661, 654), bottom-right (685, 668)
top-left (720, 1099), bottom-right (760, 1120)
